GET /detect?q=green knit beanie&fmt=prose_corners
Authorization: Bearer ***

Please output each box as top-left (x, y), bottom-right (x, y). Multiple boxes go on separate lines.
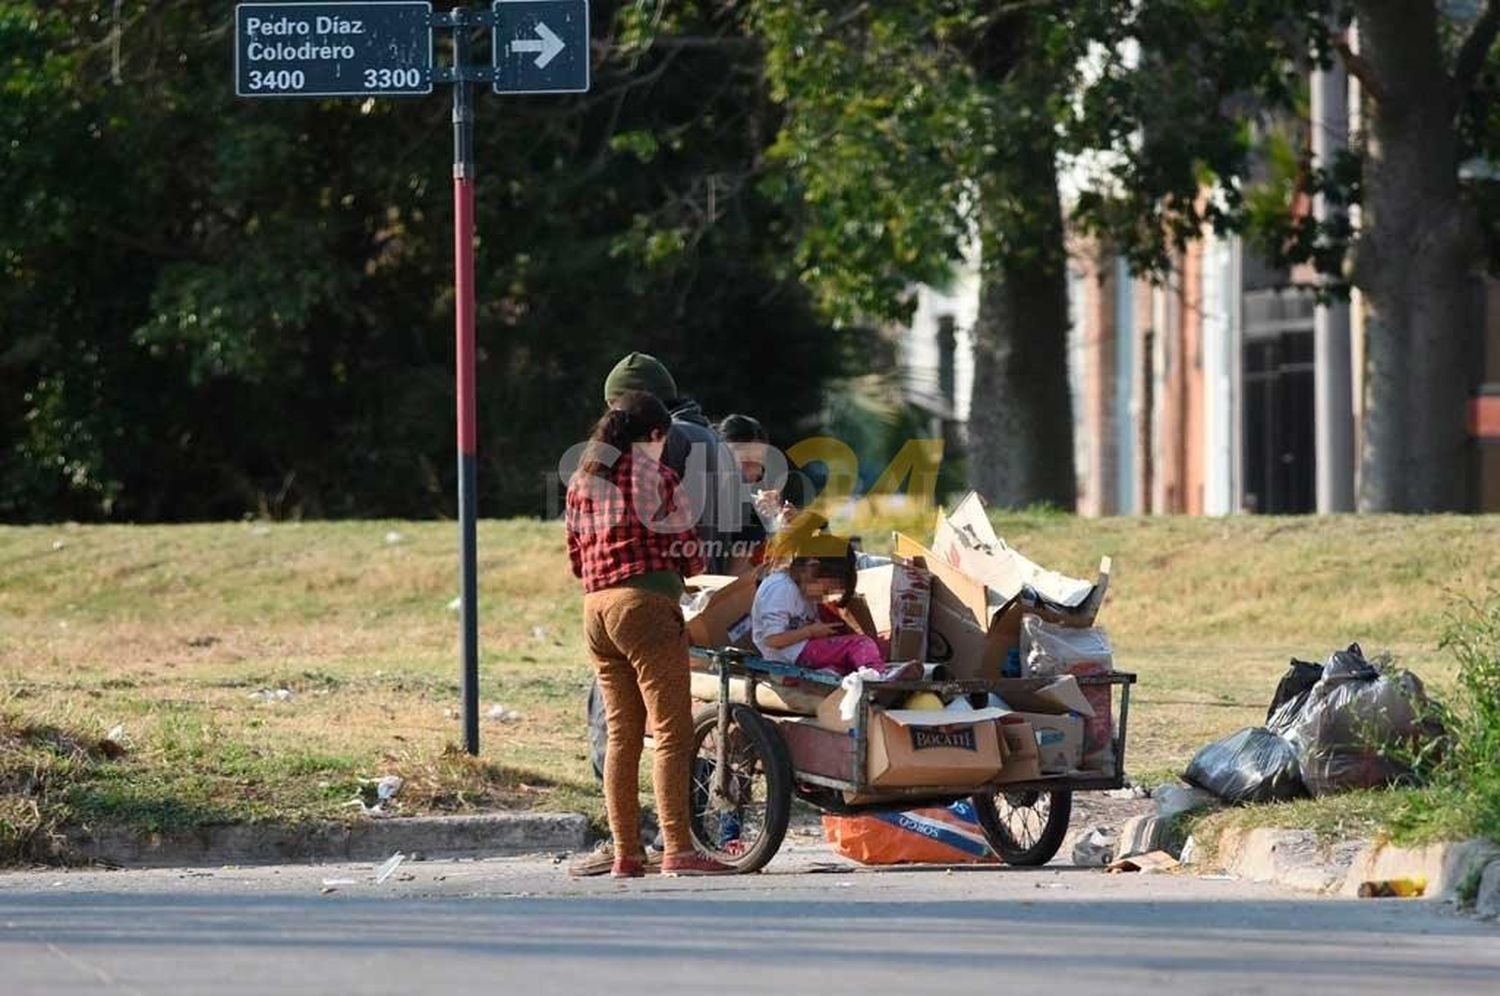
top-left (603, 352), bottom-right (678, 404)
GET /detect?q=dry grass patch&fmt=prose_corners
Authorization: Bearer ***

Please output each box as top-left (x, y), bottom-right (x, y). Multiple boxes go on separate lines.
top-left (3, 512), bottom-right (1498, 861)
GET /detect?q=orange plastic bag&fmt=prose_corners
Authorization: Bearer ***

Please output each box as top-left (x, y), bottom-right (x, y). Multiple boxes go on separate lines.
top-left (822, 801), bottom-right (998, 865)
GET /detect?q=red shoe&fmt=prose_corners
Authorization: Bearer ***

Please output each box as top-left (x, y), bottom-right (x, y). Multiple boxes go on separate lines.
top-left (660, 851), bottom-right (738, 877)
top-left (612, 855), bottom-right (646, 879)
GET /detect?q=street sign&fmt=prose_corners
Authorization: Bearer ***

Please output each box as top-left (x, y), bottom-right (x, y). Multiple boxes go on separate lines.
top-left (235, 5), bottom-right (587, 756)
top-left (235, 2), bottom-right (433, 98)
top-left (492, 1), bottom-right (590, 94)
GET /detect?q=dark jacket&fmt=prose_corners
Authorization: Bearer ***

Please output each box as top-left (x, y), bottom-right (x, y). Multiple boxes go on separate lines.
top-left (663, 398), bottom-right (739, 572)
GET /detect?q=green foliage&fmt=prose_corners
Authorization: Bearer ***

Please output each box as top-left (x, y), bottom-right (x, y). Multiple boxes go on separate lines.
top-left (1066, 1), bottom-right (1323, 275)
top-left (748, 2), bottom-right (1102, 324)
top-left (0, 1), bottom-right (841, 521)
top-left (1426, 596), bottom-right (1500, 841)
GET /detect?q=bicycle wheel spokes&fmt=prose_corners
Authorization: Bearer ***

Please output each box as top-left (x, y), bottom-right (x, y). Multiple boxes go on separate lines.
top-left (997, 791), bottom-right (1049, 851)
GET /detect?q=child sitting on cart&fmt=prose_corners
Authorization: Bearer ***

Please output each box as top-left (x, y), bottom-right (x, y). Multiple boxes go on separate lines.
top-left (752, 541), bottom-right (919, 680)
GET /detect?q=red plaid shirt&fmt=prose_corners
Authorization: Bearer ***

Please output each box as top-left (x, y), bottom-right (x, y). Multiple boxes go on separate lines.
top-left (567, 449), bottom-right (706, 592)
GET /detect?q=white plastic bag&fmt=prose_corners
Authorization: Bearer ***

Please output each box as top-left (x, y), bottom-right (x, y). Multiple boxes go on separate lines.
top-left (1022, 616), bottom-right (1116, 772)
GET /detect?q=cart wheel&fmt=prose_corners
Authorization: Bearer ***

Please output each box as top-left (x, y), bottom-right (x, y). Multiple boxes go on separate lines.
top-left (971, 789), bottom-right (1073, 866)
top-left (689, 704), bottom-right (791, 874)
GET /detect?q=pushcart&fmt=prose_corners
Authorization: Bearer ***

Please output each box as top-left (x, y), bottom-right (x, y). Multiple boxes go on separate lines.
top-left (687, 648), bottom-right (1137, 873)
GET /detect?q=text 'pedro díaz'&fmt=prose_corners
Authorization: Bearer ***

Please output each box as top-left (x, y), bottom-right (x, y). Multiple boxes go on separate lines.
top-left (241, 13), bottom-right (368, 62)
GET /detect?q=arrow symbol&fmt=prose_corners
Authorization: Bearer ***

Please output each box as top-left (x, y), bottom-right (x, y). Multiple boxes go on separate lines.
top-left (511, 22), bottom-right (565, 69)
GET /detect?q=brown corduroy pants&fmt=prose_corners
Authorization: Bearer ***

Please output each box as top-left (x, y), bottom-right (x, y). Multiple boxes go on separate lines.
top-left (582, 587), bottom-right (695, 857)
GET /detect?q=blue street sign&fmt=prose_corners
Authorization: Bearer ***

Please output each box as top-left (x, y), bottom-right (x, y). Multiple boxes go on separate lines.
top-left (492, 1), bottom-right (590, 95)
top-left (235, 2), bottom-right (433, 98)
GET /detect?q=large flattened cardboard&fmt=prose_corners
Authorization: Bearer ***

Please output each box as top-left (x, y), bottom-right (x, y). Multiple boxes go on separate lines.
top-left (895, 531), bottom-right (1111, 681)
top-left (687, 670), bottom-right (829, 716)
top-left (934, 492), bottom-right (1103, 609)
top-left (683, 573), bottom-right (757, 650)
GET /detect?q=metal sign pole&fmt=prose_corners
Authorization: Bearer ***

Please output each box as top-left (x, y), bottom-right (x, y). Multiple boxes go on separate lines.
top-left (235, 1), bottom-right (589, 758)
top-left (451, 8), bottom-right (481, 756)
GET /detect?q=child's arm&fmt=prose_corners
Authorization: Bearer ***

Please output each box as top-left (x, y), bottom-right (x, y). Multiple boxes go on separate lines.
top-left (761, 621), bottom-right (840, 650)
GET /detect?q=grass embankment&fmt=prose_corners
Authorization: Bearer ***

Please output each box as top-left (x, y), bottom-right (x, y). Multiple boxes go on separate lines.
top-left (2, 514), bottom-right (1498, 861)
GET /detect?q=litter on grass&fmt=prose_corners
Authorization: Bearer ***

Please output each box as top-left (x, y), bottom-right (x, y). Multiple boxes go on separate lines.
top-left (375, 853), bottom-right (406, 885)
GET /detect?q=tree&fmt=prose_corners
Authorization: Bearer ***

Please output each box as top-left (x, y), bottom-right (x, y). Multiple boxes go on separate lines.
top-left (747, 3), bottom-right (1083, 509)
top-left (1068, 1), bottom-right (1500, 512)
top-left (1341, 1), bottom-right (1495, 511)
top-left (0, 1), bottom-right (840, 521)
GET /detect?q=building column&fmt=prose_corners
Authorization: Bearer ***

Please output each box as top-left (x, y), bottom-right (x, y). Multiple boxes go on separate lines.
top-left (1312, 43), bottom-right (1356, 512)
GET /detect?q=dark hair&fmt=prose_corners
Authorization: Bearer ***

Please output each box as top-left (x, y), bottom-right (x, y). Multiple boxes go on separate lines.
top-left (579, 390), bottom-right (672, 476)
top-left (787, 550), bottom-right (858, 608)
top-left (718, 413), bottom-right (768, 444)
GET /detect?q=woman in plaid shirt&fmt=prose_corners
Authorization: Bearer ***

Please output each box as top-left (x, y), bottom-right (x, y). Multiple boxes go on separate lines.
top-left (566, 391), bottom-right (736, 878)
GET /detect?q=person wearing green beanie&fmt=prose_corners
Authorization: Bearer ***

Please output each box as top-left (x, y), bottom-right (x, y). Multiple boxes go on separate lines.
top-left (599, 353), bottom-right (729, 539)
top-left (603, 352), bottom-right (678, 406)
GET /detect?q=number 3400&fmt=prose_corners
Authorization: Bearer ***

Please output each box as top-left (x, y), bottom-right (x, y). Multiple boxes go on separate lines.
top-left (247, 69), bottom-right (305, 91)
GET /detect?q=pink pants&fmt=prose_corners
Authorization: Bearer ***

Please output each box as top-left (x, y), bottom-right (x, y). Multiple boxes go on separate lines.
top-left (796, 634), bottom-right (886, 676)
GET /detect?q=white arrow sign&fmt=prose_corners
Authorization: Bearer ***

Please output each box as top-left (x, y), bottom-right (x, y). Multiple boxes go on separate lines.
top-left (510, 22), bottom-right (565, 69)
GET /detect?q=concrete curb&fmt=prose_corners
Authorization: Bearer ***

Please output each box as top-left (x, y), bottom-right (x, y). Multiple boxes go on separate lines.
top-left (1211, 826), bottom-right (1500, 907)
top-left (62, 812), bottom-right (590, 869)
top-left (1215, 828), bottom-right (1365, 894)
top-left (1477, 861), bottom-right (1500, 918)
top-left (1338, 837), bottom-right (1500, 902)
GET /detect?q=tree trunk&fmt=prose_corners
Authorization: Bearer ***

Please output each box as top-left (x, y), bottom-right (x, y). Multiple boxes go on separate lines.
top-left (966, 136), bottom-right (1077, 509)
top-left (1353, 1), bottom-right (1482, 511)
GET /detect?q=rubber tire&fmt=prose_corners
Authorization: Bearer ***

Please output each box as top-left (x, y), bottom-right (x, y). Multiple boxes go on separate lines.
top-left (971, 789), bottom-right (1073, 867)
top-left (689, 704), bottom-right (792, 874)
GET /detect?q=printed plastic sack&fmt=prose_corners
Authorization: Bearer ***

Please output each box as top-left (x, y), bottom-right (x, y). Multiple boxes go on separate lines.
top-left (1288, 646), bottom-right (1441, 796)
top-left (1183, 726), bottom-right (1306, 804)
top-left (822, 801), bottom-right (997, 865)
top-left (1022, 616), bottom-right (1116, 772)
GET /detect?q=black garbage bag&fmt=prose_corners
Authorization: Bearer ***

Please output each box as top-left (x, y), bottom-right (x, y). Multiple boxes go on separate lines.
top-left (1265, 657), bottom-right (1324, 739)
top-left (1184, 727), bottom-right (1307, 804)
top-left (1288, 647), bottom-right (1442, 796)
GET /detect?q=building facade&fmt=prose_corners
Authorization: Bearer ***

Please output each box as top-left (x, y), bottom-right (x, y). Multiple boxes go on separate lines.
top-left (901, 240), bottom-right (1500, 515)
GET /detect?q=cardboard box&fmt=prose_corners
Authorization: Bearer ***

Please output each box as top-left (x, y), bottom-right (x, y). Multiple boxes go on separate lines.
top-left (815, 692), bottom-right (1006, 789)
top-left (995, 716), bottom-right (1041, 783)
top-left (855, 566), bottom-right (894, 635)
top-left (991, 675), bottom-right (1094, 775)
top-left (923, 578), bottom-right (1002, 681)
top-left (855, 558), bottom-right (931, 662)
top-left (683, 574), bottom-right (757, 650)
top-left (888, 556), bottom-right (931, 663)
top-left (1012, 711), bottom-right (1085, 774)
top-left (895, 531), bottom-right (1111, 681)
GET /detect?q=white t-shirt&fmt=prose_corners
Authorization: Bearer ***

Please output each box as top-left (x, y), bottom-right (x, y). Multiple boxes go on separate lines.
top-left (752, 570), bottom-right (819, 664)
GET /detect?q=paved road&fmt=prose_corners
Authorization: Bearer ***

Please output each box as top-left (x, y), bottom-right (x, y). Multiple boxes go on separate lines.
top-left (3, 834), bottom-right (1497, 995)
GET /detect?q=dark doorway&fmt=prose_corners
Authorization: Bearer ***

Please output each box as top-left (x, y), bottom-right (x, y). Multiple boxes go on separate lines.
top-left (1243, 330), bottom-right (1315, 513)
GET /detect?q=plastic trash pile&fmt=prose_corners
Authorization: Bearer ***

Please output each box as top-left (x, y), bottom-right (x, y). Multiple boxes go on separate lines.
top-left (1184, 643), bottom-right (1444, 803)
